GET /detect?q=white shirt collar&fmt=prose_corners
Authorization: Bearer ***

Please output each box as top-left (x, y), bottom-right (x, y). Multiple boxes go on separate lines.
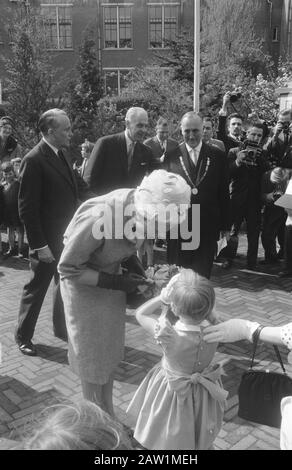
top-left (186, 141), bottom-right (202, 156)
top-left (125, 131), bottom-right (135, 151)
top-left (174, 319), bottom-right (210, 332)
top-left (42, 137), bottom-right (59, 156)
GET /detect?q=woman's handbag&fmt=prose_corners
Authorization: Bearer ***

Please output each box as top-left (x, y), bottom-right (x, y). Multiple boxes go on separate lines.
top-left (238, 326), bottom-right (292, 428)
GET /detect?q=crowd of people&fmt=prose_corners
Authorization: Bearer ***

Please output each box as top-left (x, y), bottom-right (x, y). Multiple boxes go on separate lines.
top-left (1, 96), bottom-right (292, 450)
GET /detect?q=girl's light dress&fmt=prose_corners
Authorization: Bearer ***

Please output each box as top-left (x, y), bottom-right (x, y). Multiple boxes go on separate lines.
top-left (127, 318), bottom-right (228, 450)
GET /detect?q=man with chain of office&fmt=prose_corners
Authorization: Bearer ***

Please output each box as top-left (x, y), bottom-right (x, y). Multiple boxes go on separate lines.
top-left (163, 112), bottom-right (230, 279)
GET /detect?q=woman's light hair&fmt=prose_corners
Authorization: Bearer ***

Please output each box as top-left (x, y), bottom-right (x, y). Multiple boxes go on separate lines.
top-left (24, 400), bottom-right (132, 450)
top-left (134, 170), bottom-right (191, 224)
top-left (170, 269), bottom-right (216, 324)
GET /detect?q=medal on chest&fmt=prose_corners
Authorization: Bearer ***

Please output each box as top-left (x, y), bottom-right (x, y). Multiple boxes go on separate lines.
top-left (179, 156), bottom-right (210, 195)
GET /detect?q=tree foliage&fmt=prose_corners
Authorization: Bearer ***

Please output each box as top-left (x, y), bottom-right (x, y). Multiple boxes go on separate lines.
top-left (3, 5), bottom-right (55, 149)
top-left (65, 27), bottom-right (104, 151)
top-left (154, 0), bottom-right (274, 117)
top-left (118, 67), bottom-right (193, 139)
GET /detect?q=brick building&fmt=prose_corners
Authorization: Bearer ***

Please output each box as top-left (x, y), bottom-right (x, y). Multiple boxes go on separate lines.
top-left (0, 0), bottom-right (290, 100)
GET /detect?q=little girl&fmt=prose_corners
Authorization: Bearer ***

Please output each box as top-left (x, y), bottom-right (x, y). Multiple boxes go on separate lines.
top-left (127, 269), bottom-right (228, 450)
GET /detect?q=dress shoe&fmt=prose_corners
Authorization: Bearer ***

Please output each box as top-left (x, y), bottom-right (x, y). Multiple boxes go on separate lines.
top-left (221, 260), bottom-right (232, 269)
top-left (278, 270), bottom-right (292, 278)
top-left (3, 248), bottom-right (18, 259)
top-left (259, 258), bottom-right (279, 265)
top-left (18, 341), bottom-right (37, 356)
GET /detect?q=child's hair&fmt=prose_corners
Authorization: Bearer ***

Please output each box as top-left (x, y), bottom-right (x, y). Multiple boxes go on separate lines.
top-left (1, 162), bottom-right (14, 174)
top-left (170, 269), bottom-right (216, 324)
top-left (23, 399), bottom-right (132, 450)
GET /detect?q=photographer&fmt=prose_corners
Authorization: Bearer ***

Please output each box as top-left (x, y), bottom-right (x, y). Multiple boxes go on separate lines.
top-left (217, 123), bottom-right (269, 269)
top-left (261, 110), bottom-right (292, 266)
top-left (265, 109), bottom-right (292, 168)
top-left (261, 167), bottom-right (291, 267)
top-left (217, 91), bottom-right (244, 153)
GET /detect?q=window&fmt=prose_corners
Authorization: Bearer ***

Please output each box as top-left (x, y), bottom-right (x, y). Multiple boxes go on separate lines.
top-left (272, 26), bottom-right (279, 42)
top-left (41, 3), bottom-right (73, 50)
top-left (148, 3), bottom-right (179, 48)
top-left (104, 5), bottom-right (133, 49)
top-left (104, 68), bottom-right (133, 95)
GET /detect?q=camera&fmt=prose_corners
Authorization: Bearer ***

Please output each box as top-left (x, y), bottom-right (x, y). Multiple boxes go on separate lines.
top-left (230, 92), bottom-right (242, 103)
top-left (241, 140), bottom-right (260, 165)
top-left (278, 121), bottom-right (290, 133)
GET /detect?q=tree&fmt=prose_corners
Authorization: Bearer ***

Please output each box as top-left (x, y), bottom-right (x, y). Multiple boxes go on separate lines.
top-left (154, 0), bottom-right (274, 117)
top-left (3, 5), bottom-right (55, 149)
top-left (65, 27), bottom-right (104, 151)
top-left (119, 67), bottom-right (193, 139)
top-left (244, 59), bottom-right (292, 124)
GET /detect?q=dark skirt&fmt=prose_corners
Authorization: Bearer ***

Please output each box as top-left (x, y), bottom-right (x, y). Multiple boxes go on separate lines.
top-left (3, 180), bottom-right (22, 228)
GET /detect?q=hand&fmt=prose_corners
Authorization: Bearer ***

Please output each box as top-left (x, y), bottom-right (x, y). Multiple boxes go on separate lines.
top-left (203, 319), bottom-right (251, 343)
top-left (274, 122), bottom-right (284, 137)
top-left (236, 150), bottom-right (248, 166)
top-left (222, 91), bottom-right (231, 109)
top-left (37, 246), bottom-right (55, 263)
top-left (97, 272), bottom-right (150, 294)
top-left (122, 255), bottom-right (146, 278)
top-left (160, 273), bottom-right (181, 304)
top-left (220, 231), bottom-right (230, 242)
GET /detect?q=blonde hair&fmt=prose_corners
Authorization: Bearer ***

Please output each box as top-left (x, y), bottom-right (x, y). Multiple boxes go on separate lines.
top-left (24, 400), bottom-right (132, 450)
top-left (170, 269), bottom-right (216, 324)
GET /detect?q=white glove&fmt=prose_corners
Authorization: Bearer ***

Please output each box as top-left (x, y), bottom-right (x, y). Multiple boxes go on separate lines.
top-left (159, 273), bottom-right (181, 305)
top-left (203, 319), bottom-right (259, 343)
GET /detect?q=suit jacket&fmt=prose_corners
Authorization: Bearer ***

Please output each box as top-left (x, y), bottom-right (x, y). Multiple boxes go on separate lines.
top-left (18, 140), bottom-right (88, 258)
top-left (164, 141), bottom-right (230, 239)
top-left (83, 132), bottom-right (160, 196)
top-left (144, 136), bottom-right (178, 162)
top-left (208, 138), bottom-right (226, 153)
top-left (265, 135), bottom-right (292, 169)
top-left (228, 147), bottom-right (270, 207)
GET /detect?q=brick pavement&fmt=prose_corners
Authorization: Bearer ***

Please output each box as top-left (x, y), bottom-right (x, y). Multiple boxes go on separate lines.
top-left (0, 237), bottom-right (292, 450)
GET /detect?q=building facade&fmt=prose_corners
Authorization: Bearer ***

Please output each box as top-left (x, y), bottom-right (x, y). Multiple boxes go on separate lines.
top-left (0, 0), bottom-right (290, 101)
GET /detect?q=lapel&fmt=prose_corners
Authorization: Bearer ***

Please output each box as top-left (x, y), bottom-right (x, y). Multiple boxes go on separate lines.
top-left (154, 136), bottom-right (163, 152)
top-left (178, 142), bottom-right (209, 187)
top-left (39, 140), bottom-right (77, 194)
top-left (118, 133), bottom-right (129, 176)
top-left (195, 142), bottom-right (209, 187)
top-left (179, 142), bottom-right (196, 175)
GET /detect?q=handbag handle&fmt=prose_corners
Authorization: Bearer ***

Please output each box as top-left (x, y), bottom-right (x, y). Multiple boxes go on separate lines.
top-left (250, 325), bottom-right (287, 374)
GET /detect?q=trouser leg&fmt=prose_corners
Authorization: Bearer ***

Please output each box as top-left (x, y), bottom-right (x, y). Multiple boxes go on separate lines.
top-left (15, 251), bottom-right (55, 344)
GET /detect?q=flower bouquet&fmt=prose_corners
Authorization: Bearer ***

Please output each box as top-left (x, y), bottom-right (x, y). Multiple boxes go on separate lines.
top-left (127, 264), bottom-right (181, 309)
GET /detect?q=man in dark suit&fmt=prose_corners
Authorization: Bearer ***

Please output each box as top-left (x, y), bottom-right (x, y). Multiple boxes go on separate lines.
top-left (15, 109), bottom-right (88, 356)
top-left (144, 117), bottom-right (178, 163)
top-left (217, 92), bottom-right (244, 154)
top-left (84, 107), bottom-right (159, 196)
top-left (217, 123), bottom-right (270, 270)
top-left (164, 112), bottom-right (230, 279)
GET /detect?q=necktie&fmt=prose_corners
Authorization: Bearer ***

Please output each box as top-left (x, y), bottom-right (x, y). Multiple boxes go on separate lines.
top-left (128, 141), bottom-right (135, 171)
top-left (57, 149), bottom-right (68, 167)
top-left (57, 149), bottom-right (71, 177)
top-left (190, 149), bottom-right (198, 166)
